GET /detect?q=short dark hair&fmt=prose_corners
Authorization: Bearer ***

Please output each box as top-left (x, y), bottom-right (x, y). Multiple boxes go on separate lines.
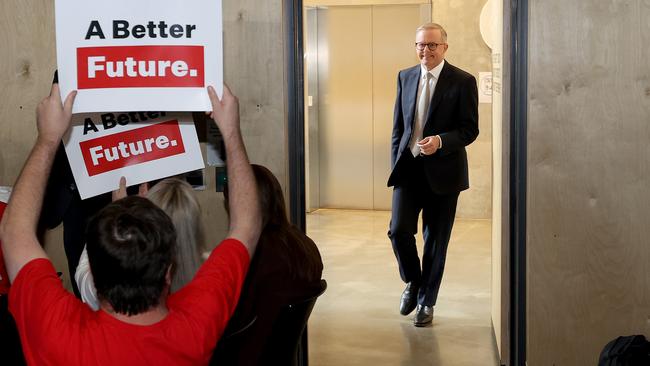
top-left (86, 196), bottom-right (176, 316)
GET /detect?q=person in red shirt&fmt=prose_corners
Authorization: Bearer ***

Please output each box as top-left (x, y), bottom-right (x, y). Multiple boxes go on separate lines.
top-left (0, 83), bottom-right (261, 366)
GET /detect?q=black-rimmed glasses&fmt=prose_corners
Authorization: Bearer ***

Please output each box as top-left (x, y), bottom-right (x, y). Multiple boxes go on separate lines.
top-left (415, 42), bottom-right (444, 51)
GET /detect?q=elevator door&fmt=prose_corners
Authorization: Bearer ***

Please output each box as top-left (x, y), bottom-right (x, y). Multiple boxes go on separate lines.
top-left (314, 5), bottom-right (426, 210)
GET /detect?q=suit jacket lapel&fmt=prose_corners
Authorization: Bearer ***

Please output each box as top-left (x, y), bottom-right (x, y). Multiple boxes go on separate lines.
top-left (425, 61), bottom-right (453, 123)
top-left (404, 66), bottom-right (420, 130)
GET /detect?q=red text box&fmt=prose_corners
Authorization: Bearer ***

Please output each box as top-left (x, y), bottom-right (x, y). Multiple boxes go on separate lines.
top-left (80, 120), bottom-right (186, 176)
top-left (77, 45), bottom-right (204, 89)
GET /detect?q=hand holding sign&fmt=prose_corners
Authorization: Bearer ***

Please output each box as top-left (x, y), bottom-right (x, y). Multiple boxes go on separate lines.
top-left (37, 84), bottom-right (77, 146)
top-left (207, 85), bottom-right (240, 140)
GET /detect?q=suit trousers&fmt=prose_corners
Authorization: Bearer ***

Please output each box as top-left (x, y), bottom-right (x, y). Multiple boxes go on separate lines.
top-left (388, 153), bottom-right (459, 307)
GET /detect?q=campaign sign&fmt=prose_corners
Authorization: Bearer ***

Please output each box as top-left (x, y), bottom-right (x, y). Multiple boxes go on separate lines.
top-left (55, 0), bottom-right (222, 113)
top-left (63, 112), bottom-right (205, 199)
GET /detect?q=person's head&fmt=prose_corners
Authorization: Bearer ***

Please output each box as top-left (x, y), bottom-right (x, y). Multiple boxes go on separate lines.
top-left (224, 164), bottom-right (289, 230)
top-left (146, 177), bottom-right (204, 292)
top-left (86, 196), bottom-right (176, 316)
top-left (225, 164), bottom-right (321, 280)
top-left (253, 164), bottom-right (290, 229)
top-left (415, 23), bottom-right (448, 70)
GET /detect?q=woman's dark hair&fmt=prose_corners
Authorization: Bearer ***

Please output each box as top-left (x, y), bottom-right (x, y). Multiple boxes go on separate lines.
top-left (224, 164), bottom-right (322, 280)
top-left (86, 196), bottom-right (176, 316)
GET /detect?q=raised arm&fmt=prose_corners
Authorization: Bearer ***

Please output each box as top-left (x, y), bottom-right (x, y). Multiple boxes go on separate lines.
top-left (207, 85), bottom-right (261, 257)
top-left (0, 84), bottom-right (76, 282)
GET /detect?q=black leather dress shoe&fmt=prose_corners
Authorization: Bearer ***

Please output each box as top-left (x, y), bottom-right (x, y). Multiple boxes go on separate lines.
top-left (399, 282), bottom-right (419, 315)
top-left (413, 304), bottom-right (433, 327)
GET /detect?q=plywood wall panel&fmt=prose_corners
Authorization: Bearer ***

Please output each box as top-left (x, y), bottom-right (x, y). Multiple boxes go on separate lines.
top-left (0, 1), bottom-right (57, 186)
top-left (527, 1), bottom-right (650, 364)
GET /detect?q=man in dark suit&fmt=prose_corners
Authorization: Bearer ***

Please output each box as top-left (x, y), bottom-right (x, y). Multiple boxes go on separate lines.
top-left (387, 23), bottom-right (478, 327)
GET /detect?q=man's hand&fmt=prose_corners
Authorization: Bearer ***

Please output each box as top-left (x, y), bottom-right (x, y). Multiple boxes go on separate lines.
top-left (36, 84), bottom-right (76, 146)
top-left (206, 85), bottom-right (240, 138)
top-left (204, 84), bottom-right (261, 256)
top-left (417, 135), bottom-right (442, 156)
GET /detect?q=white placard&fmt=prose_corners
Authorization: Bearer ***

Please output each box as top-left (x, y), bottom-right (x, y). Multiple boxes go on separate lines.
top-left (63, 112), bottom-right (205, 199)
top-left (55, 0), bottom-right (223, 113)
top-left (479, 72), bottom-right (493, 104)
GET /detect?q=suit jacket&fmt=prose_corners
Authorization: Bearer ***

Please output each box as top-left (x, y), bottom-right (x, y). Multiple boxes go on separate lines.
top-left (387, 61), bottom-right (479, 194)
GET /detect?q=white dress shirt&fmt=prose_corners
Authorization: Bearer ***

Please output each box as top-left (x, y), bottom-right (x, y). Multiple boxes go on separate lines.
top-left (409, 60), bottom-right (445, 156)
top-left (75, 246), bottom-right (100, 311)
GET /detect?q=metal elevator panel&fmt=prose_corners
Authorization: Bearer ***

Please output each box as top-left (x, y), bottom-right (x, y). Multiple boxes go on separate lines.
top-left (307, 5), bottom-right (426, 210)
top-left (371, 5), bottom-right (428, 210)
top-left (318, 6), bottom-right (374, 209)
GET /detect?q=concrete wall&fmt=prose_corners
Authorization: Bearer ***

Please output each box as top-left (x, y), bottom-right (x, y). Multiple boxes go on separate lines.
top-left (433, 0), bottom-right (492, 219)
top-left (527, 1), bottom-right (650, 364)
top-left (0, 0), bottom-right (287, 290)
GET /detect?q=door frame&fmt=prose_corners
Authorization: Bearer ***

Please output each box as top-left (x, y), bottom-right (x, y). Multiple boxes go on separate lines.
top-left (285, 0), bottom-right (529, 365)
top-left (509, 0), bottom-right (528, 365)
top-left (284, 1), bottom-right (310, 365)
top-left (286, 0), bottom-right (306, 232)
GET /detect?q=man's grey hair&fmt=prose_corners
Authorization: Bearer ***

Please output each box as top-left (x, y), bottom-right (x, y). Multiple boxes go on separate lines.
top-left (416, 23), bottom-right (448, 43)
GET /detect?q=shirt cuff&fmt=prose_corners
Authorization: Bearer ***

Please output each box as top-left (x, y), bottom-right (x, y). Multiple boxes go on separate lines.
top-left (435, 135), bottom-right (443, 149)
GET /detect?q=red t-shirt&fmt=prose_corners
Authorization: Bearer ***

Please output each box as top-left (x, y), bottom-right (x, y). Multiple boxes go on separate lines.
top-left (0, 201), bottom-right (9, 295)
top-left (9, 238), bottom-right (249, 366)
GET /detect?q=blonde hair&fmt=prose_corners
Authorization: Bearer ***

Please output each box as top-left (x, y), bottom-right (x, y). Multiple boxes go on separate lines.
top-left (416, 23), bottom-right (448, 43)
top-left (147, 178), bottom-right (204, 293)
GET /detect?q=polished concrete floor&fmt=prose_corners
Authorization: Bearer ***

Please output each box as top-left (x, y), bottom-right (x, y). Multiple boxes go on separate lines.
top-left (306, 209), bottom-right (497, 366)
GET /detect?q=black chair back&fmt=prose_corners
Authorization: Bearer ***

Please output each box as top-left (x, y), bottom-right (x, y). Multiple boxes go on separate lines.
top-left (261, 279), bottom-right (327, 366)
